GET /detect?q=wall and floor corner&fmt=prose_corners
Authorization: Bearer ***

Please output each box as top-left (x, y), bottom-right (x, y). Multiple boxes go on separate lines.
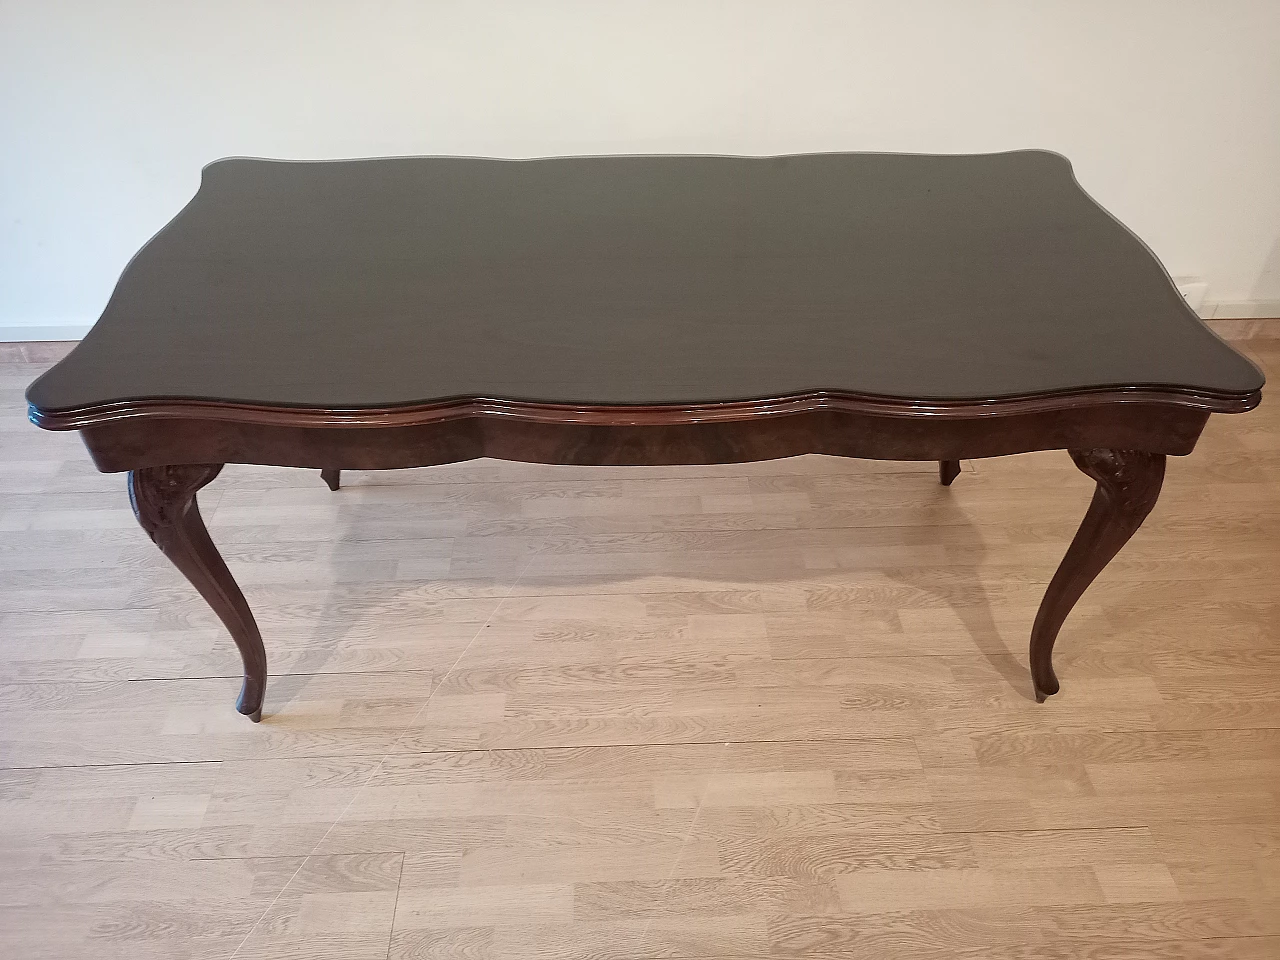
top-left (2, 0), bottom-right (1279, 342)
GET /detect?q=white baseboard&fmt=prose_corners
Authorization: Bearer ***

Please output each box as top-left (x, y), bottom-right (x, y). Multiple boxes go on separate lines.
top-left (1200, 300), bottom-right (1280, 321)
top-left (1203, 316), bottom-right (1280, 340)
top-left (0, 322), bottom-right (93, 342)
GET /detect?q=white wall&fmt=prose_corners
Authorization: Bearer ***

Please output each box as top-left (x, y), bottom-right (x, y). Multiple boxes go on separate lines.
top-left (3, 0), bottom-right (1279, 338)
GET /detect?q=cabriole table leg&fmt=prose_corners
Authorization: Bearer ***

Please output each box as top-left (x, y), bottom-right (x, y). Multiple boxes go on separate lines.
top-left (128, 464), bottom-right (268, 721)
top-left (1029, 448), bottom-right (1166, 702)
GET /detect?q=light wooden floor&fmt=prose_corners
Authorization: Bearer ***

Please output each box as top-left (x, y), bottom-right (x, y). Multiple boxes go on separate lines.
top-left (2, 340), bottom-right (1279, 960)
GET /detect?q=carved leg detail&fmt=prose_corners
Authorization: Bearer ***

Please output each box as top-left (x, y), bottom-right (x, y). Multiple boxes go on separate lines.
top-left (320, 468), bottom-right (341, 491)
top-left (1030, 449), bottom-right (1165, 702)
top-left (939, 460), bottom-right (961, 486)
top-left (128, 465), bottom-right (267, 721)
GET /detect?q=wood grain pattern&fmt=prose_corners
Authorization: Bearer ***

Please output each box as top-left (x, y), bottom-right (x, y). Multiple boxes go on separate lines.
top-left (2, 342), bottom-right (1279, 958)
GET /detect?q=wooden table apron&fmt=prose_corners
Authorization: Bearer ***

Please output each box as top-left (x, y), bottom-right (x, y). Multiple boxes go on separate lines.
top-left (31, 384), bottom-right (1249, 720)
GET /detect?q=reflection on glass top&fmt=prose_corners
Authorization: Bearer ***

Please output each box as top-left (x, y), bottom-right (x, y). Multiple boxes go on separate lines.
top-left (27, 151), bottom-right (1264, 412)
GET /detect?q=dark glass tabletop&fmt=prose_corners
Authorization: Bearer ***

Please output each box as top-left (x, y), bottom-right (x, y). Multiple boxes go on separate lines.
top-left (27, 151), bottom-right (1263, 413)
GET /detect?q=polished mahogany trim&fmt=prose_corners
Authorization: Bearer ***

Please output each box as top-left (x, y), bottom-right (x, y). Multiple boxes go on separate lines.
top-left (27, 383), bottom-right (1263, 432)
top-left (70, 397), bottom-right (1214, 475)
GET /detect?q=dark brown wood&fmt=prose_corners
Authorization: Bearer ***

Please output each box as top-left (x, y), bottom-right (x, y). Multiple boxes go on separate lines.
top-left (1029, 448), bottom-right (1166, 701)
top-left (43, 389), bottom-right (1228, 475)
top-left (320, 468), bottom-right (341, 491)
top-left (939, 459), bottom-right (961, 485)
top-left (128, 464), bottom-right (267, 721)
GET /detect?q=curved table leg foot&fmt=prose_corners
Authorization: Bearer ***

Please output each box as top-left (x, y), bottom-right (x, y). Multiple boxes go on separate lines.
top-left (1030, 448), bottom-right (1165, 702)
top-left (939, 460), bottom-right (961, 486)
top-left (128, 464), bottom-right (268, 719)
top-left (321, 468), bottom-right (341, 491)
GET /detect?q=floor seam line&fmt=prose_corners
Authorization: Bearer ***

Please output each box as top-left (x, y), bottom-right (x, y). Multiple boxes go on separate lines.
top-left (639, 739), bottom-right (729, 947)
top-left (384, 851), bottom-right (407, 960)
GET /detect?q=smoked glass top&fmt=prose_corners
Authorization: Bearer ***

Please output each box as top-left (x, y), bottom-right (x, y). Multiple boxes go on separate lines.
top-left (28, 151), bottom-right (1263, 413)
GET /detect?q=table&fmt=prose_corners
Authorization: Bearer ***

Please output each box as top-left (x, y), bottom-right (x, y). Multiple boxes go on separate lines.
top-left (26, 151), bottom-right (1264, 721)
